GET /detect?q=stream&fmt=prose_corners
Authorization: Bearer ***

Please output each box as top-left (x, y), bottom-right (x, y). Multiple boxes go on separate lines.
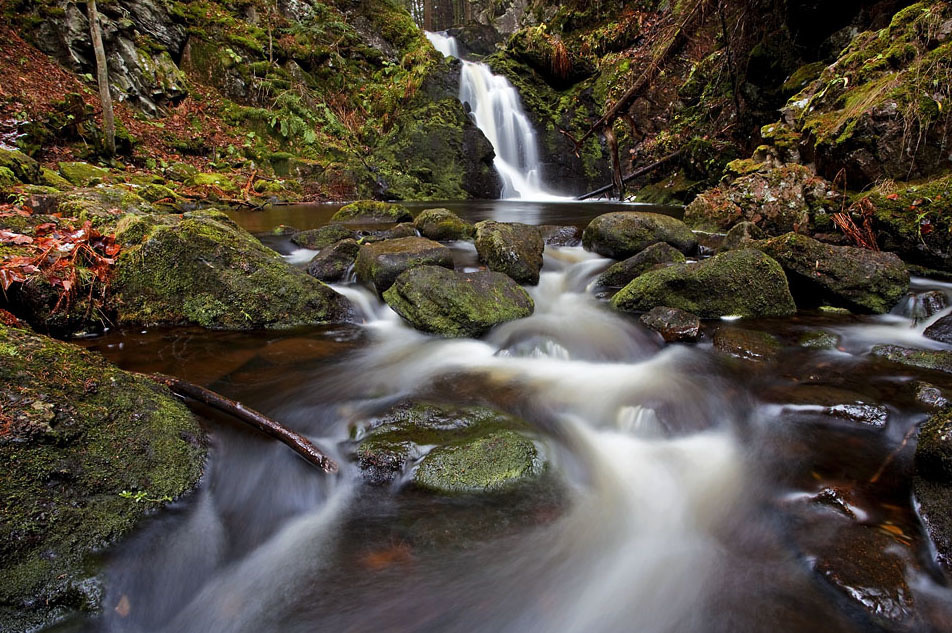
top-left (64, 200), bottom-right (952, 633)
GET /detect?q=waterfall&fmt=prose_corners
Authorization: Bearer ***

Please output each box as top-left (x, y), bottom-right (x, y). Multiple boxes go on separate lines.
top-left (425, 31), bottom-right (561, 200)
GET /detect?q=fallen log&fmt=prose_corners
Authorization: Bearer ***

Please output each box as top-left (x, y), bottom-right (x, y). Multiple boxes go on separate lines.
top-left (575, 151), bottom-right (682, 201)
top-left (149, 373), bottom-right (339, 474)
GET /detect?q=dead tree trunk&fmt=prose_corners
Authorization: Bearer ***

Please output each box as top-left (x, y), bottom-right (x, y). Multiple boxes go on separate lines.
top-left (604, 125), bottom-right (625, 200)
top-left (87, 0), bottom-right (115, 157)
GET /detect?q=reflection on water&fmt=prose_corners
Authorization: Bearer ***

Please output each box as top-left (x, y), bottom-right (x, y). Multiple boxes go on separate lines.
top-left (68, 202), bottom-right (952, 633)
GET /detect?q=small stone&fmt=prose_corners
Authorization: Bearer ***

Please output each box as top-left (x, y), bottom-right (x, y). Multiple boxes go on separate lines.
top-left (538, 224), bottom-right (582, 246)
top-left (798, 330), bottom-right (840, 349)
top-left (640, 306), bottom-right (701, 343)
top-left (915, 382), bottom-right (950, 410)
top-left (713, 328), bottom-right (781, 362)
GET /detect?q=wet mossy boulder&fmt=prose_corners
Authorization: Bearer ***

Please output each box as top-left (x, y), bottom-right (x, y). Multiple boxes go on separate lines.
top-left (0, 324), bottom-right (205, 632)
top-left (57, 162), bottom-right (110, 187)
top-left (914, 408), bottom-right (952, 571)
top-left (113, 214), bottom-right (350, 329)
top-left (354, 401), bottom-right (543, 494)
top-left (414, 208), bottom-right (476, 241)
top-left (582, 212), bottom-right (698, 260)
top-left (595, 242), bottom-right (686, 289)
top-left (474, 221), bottom-right (545, 285)
top-left (331, 200), bottom-right (412, 224)
top-left (291, 224), bottom-right (356, 250)
top-left (0, 148), bottom-right (41, 184)
top-left (191, 173), bottom-right (237, 192)
top-left (719, 221), bottom-right (766, 252)
top-left (612, 249), bottom-right (796, 319)
top-left (872, 345), bottom-right (952, 374)
top-left (0, 166), bottom-right (21, 189)
top-left (383, 265), bottom-right (534, 338)
top-left (306, 239), bottom-right (360, 282)
top-left (758, 233), bottom-right (909, 313)
top-left (355, 236), bottom-right (454, 294)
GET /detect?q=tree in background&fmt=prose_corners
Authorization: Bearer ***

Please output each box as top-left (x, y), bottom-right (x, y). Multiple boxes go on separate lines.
top-left (87, 0), bottom-right (115, 156)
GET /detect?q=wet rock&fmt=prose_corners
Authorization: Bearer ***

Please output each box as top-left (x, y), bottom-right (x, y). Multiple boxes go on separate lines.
top-left (355, 236), bottom-right (454, 294)
top-left (924, 314), bottom-right (952, 344)
top-left (373, 222), bottom-right (419, 241)
top-left (383, 266), bottom-right (534, 338)
top-left (766, 385), bottom-right (888, 429)
top-left (758, 233), bottom-right (909, 314)
top-left (684, 163), bottom-right (836, 234)
top-left (798, 330), bottom-right (840, 350)
top-left (713, 328), bottom-right (781, 362)
top-left (414, 208), bottom-right (475, 241)
top-left (474, 221), bottom-right (545, 285)
top-left (291, 224), bottom-right (356, 249)
top-left (307, 239), bottom-right (360, 282)
top-left (595, 242), bottom-right (686, 289)
top-left (538, 224), bottom-right (582, 247)
top-left (809, 487), bottom-right (859, 520)
top-left (819, 305), bottom-right (852, 315)
top-left (915, 382), bottom-right (950, 410)
top-left (913, 477), bottom-right (952, 572)
top-left (331, 200), bottom-right (412, 224)
top-left (414, 430), bottom-right (542, 494)
top-left (114, 213), bottom-right (350, 329)
top-left (901, 290), bottom-right (948, 321)
top-left (872, 345), bottom-right (952, 374)
top-left (639, 306), bottom-right (701, 343)
top-left (271, 224), bottom-right (298, 236)
top-left (916, 409), bottom-right (952, 482)
top-left (825, 403), bottom-right (889, 428)
top-left (612, 249), bottom-right (796, 318)
top-left (58, 161), bottom-right (110, 187)
top-left (719, 221), bottom-right (766, 252)
top-left (0, 324), bottom-right (205, 632)
top-left (582, 211), bottom-right (698, 260)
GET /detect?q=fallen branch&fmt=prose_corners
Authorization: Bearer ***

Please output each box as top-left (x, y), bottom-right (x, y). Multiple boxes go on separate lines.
top-left (149, 373), bottom-right (339, 473)
top-left (868, 424), bottom-right (919, 484)
top-left (575, 150), bottom-right (682, 201)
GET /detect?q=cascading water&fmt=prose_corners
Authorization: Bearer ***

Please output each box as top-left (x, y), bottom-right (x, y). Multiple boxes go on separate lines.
top-left (426, 31), bottom-right (560, 201)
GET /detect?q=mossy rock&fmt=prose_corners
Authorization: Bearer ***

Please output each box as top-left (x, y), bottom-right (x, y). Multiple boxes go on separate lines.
top-left (58, 162), bottom-right (110, 187)
top-left (38, 168), bottom-right (71, 190)
top-left (0, 324), bottom-right (205, 631)
top-left (612, 249), bottom-right (796, 319)
top-left (0, 166), bottom-right (19, 189)
top-left (307, 239), bottom-right (360, 282)
top-left (291, 224), bottom-right (356, 250)
top-left (355, 236), bottom-right (454, 294)
top-left (714, 328), bottom-right (782, 362)
top-left (165, 162), bottom-right (198, 182)
top-left (914, 407), bottom-right (952, 571)
top-left (719, 221), bottom-right (766, 252)
top-left (872, 344), bottom-right (952, 374)
top-left (799, 330), bottom-right (841, 349)
top-left (414, 208), bottom-right (475, 241)
top-left (582, 212), bottom-right (698, 260)
top-left (414, 431), bottom-right (542, 494)
top-left (474, 221), bottom-right (545, 285)
top-left (138, 184), bottom-right (181, 204)
top-left (915, 408), bottom-right (952, 482)
top-left (758, 232), bottom-right (909, 313)
top-left (0, 148), bottom-right (40, 184)
top-left (113, 214), bottom-right (350, 329)
top-left (331, 200), bottom-right (412, 224)
top-left (191, 173), bottom-right (237, 192)
top-left (595, 242), bottom-right (686, 289)
top-left (54, 187), bottom-right (155, 224)
top-left (383, 265), bottom-right (534, 338)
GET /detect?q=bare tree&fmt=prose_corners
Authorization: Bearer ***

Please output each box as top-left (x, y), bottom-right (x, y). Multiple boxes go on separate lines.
top-left (87, 0), bottom-right (115, 156)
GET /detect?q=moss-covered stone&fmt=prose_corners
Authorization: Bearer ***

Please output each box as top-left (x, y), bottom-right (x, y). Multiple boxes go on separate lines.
top-left (332, 200), bottom-right (412, 224)
top-left (0, 324), bottom-right (205, 631)
top-left (474, 221), bottom-right (545, 285)
top-left (38, 168), bottom-right (72, 190)
top-left (414, 431), bottom-right (542, 494)
top-left (719, 221), bottom-right (766, 252)
top-left (383, 265), bottom-right (534, 338)
top-left (165, 162), bottom-right (198, 182)
top-left (0, 166), bottom-right (19, 189)
top-left (306, 238), bottom-right (360, 282)
top-left (915, 408), bottom-right (952, 482)
top-left (798, 330), bottom-right (841, 349)
top-left (612, 249), bottom-right (796, 318)
top-left (414, 208), bottom-right (476, 241)
top-left (291, 224), bottom-right (356, 250)
top-left (595, 242), bottom-right (686, 289)
top-left (355, 236), bottom-right (454, 294)
top-left (583, 212), bottom-right (697, 260)
top-left (138, 183), bottom-right (180, 204)
top-left (714, 327), bottom-right (781, 362)
top-left (758, 232), bottom-right (909, 313)
top-left (191, 172), bottom-right (237, 192)
top-left (872, 344), bottom-right (952, 374)
top-left (57, 162), bottom-right (110, 187)
top-left (113, 214), bottom-right (350, 329)
top-left (0, 148), bottom-right (40, 184)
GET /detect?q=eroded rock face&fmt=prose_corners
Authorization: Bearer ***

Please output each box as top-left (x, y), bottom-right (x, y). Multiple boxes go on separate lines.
top-left (758, 233), bottom-right (909, 314)
top-left (0, 324), bottom-right (205, 632)
top-left (612, 249), bottom-right (796, 319)
top-left (583, 212), bottom-right (697, 260)
top-left (355, 236), bottom-right (455, 294)
top-left (474, 221), bottom-right (545, 285)
top-left (383, 265), bottom-right (534, 338)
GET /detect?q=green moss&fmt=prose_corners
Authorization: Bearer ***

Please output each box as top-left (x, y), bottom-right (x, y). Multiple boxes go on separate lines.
top-left (38, 168), bottom-right (71, 190)
top-left (0, 148), bottom-right (40, 184)
top-left (57, 162), bottom-right (110, 187)
top-left (191, 172), bottom-right (237, 191)
top-left (332, 200), bottom-right (412, 223)
top-left (872, 344), bottom-right (952, 374)
top-left (0, 166), bottom-right (19, 189)
top-left (414, 431), bottom-right (542, 494)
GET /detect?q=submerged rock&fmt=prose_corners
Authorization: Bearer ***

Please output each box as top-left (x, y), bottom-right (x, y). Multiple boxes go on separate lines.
top-left (758, 233), bottom-right (909, 313)
top-left (871, 345), bottom-right (952, 374)
top-left (595, 242), bottom-right (686, 289)
top-left (713, 328), bottom-right (781, 362)
top-left (582, 211), bottom-right (697, 260)
top-left (307, 239), bottom-right (360, 282)
top-left (291, 224), bottom-right (356, 250)
top-left (474, 221), bottom-right (545, 285)
top-left (383, 266), bottom-right (534, 338)
top-left (612, 249), bottom-right (796, 318)
top-left (639, 306), bottom-right (701, 343)
top-left (355, 236), bottom-right (454, 294)
top-left (798, 330), bottom-right (841, 350)
top-left (0, 324), bottom-right (205, 632)
top-left (114, 213), bottom-right (350, 329)
top-left (915, 382), bottom-right (950, 410)
top-left (414, 208), bottom-right (475, 241)
top-left (331, 200), bottom-right (412, 224)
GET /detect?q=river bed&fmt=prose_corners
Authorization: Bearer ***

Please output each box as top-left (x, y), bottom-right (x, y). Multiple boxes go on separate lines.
top-left (66, 200), bottom-right (952, 633)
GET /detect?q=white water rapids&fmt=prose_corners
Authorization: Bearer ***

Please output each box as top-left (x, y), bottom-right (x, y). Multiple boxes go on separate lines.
top-left (425, 31), bottom-right (562, 201)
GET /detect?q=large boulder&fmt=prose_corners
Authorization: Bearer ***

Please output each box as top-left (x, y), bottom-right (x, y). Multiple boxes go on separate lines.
top-left (612, 249), bottom-right (796, 318)
top-left (0, 324), bottom-right (205, 632)
top-left (354, 236), bottom-right (454, 294)
top-left (383, 266), bottom-right (534, 337)
top-left (306, 239), bottom-right (360, 282)
top-left (113, 213), bottom-right (350, 328)
top-left (582, 212), bottom-right (697, 260)
top-left (331, 200), bottom-right (412, 224)
top-left (414, 208), bottom-right (475, 241)
top-left (758, 233), bottom-right (909, 313)
top-left (595, 242), bottom-right (686, 289)
top-left (0, 148), bottom-right (40, 184)
top-left (291, 225), bottom-right (356, 250)
top-left (58, 162), bottom-right (110, 187)
top-left (474, 221), bottom-right (545, 285)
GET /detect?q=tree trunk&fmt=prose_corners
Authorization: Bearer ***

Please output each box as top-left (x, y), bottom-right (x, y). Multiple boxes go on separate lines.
top-left (87, 0), bottom-right (115, 157)
top-left (424, 0), bottom-right (433, 31)
top-left (604, 125), bottom-right (625, 200)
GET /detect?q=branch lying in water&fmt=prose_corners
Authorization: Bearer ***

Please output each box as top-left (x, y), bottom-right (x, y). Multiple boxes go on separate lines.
top-left (149, 373), bottom-right (339, 474)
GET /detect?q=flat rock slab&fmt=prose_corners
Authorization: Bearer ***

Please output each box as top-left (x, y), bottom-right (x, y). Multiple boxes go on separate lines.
top-left (383, 265), bottom-right (534, 338)
top-left (713, 328), bottom-right (781, 362)
top-left (474, 221), bottom-right (544, 285)
top-left (355, 236), bottom-right (454, 294)
top-left (582, 211), bottom-right (697, 259)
